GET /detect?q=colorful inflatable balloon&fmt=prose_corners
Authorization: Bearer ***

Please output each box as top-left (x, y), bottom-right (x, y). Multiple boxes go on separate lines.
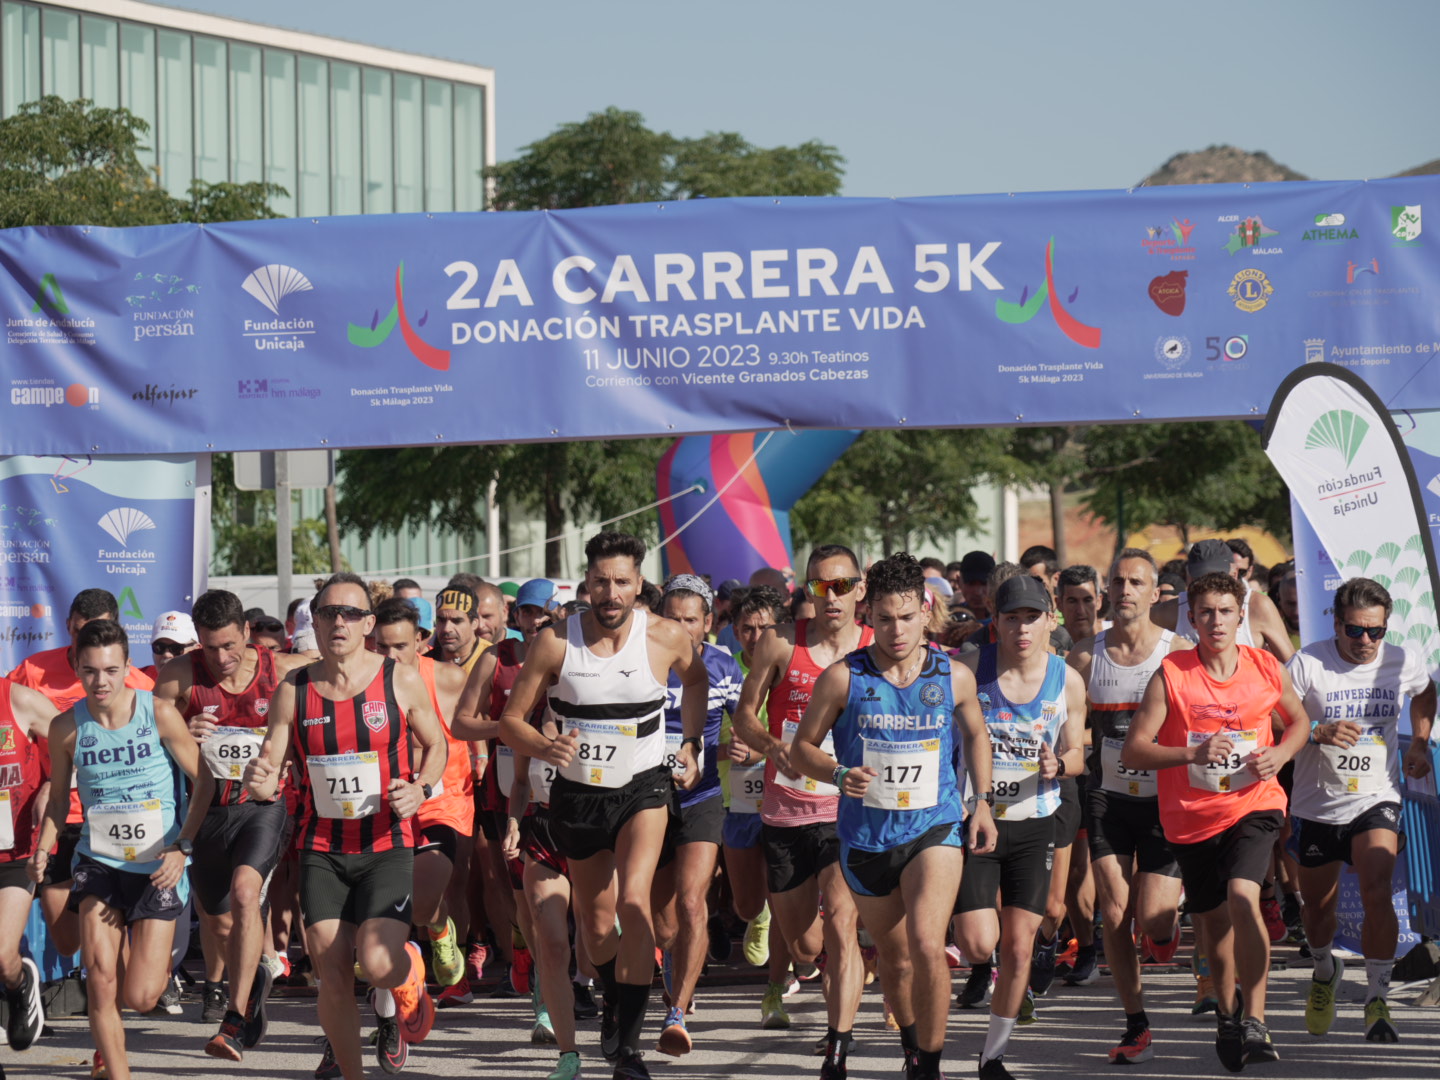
top-left (657, 430), bottom-right (860, 583)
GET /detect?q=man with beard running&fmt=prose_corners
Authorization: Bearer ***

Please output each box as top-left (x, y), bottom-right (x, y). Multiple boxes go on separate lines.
top-left (732, 544), bottom-right (873, 1080)
top-left (1288, 577), bottom-right (1435, 1043)
top-left (794, 553), bottom-right (997, 1080)
top-left (498, 532), bottom-right (708, 1080)
top-left (245, 574), bottom-right (446, 1080)
top-left (1065, 550), bottom-right (1191, 1063)
top-left (153, 589), bottom-right (309, 1060)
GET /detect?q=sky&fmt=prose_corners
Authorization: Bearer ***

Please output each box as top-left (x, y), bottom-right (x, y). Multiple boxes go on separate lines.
top-left (167, 0), bottom-right (1440, 199)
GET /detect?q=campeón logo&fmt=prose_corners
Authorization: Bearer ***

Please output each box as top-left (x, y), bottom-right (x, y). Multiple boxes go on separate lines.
top-left (1304, 409), bottom-right (1368, 469)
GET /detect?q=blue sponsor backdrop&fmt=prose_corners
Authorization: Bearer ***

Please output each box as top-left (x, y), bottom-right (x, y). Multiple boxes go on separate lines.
top-left (0, 178), bottom-right (1437, 455)
top-left (0, 456), bottom-right (199, 671)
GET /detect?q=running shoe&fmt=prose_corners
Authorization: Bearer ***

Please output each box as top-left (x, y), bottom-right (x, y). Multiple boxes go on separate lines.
top-left (1215, 1011), bottom-right (1244, 1073)
top-left (392, 941), bottom-right (435, 1044)
top-left (1108, 1025), bottom-right (1153, 1065)
top-left (782, 972), bottom-right (802, 998)
top-left (512, 945), bottom-right (534, 996)
top-left (489, 962), bottom-right (519, 998)
top-left (612, 1049), bottom-right (652, 1079)
top-left (92, 1051), bottom-right (108, 1080)
top-left (812, 1033), bottom-right (857, 1057)
top-left (795, 961), bottom-right (820, 981)
top-left (1142, 931), bottom-right (1180, 966)
top-left (861, 944), bottom-right (878, 987)
top-left (656, 1005), bottom-right (691, 1056)
top-left (760, 982), bottom-right (791, 1029)
top-left (205, 1010), bottom-right (246, 1062)
top-left (1260, 897), bottom-right (1286, 944)
top-left (6, 956), bottom-right (42, 1051)
top-left (150, 972), bottom-right (184, 1018)
top-left (600, 990), bottom-right (621, 1061)
top-left (547, 1050), bottom-right (582, 1080)
top-left (429, 917), bottom-right (464, 988)
top-left (200, 980), bottom-right (225, 1023)
top-left (743, 904), bottom-right (771, 967)
top-left (532, 1008), bottom-right (557, 1045)
top-left (1305, 959), bottom-right (1343, 1037)
top-left (819, 1039), bottom-right (848, 1080)
top-left (957, 964), bottom-right (994, 1009)
top-left (466, 940), bottom-right (488, 983)
top-left (1017, 988), bottom-right (1038, 1026)
top-left (1031, 934), bottom-right (1058, 996)
top-left (376, 1014), bottom-right (408, 1074)
top-left (708, 914), bottom-right (734, 963)
top-left (244, 958), bottom-right (275, 1048)
top-left (1364, 996), bottom-right (1398, 1043)
top-left (573, 981), bottom-right (599, 1020)
top-left (1241, 1017), bottom-right (1279, 1064)
top-left (944, 943), bottom-right (964, 969)
top-left (436, 978), bottom-right (474, 1008)
top-left (977, 1055), bottom-right (1015, 1080)
top-left (883, 994), bottom-right (899, 1031)
top-left (1063, 948), bottom-right (1100, 986)
top-left (314, 1038), bottom-right (341, 1080)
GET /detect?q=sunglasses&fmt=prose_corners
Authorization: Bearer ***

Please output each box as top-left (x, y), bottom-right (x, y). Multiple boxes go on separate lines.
top-left (314, 605), bottom-right (373, 623)
top-left (807, 577), bottom-right (862, 598)
top-left (151, 641), bottom-right (188, 657)
top-left (1343, 624), bottom-right (1386, 642)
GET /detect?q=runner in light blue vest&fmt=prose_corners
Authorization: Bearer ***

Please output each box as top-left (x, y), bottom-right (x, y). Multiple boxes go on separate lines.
top-left (793, 553), bottom-right (996, 1080)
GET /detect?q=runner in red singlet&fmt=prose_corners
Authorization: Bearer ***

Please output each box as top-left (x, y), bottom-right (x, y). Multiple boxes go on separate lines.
top-left (154, 589), bottom-right (308, 1060)
top-left (245, 573), bottom-right (447, 1080)
top-left (731, 544), bottom-right (873, 1079)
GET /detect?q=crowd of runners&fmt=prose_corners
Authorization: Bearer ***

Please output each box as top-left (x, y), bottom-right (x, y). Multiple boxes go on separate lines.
top-left (0, 528), bottom-right (1432, 1080)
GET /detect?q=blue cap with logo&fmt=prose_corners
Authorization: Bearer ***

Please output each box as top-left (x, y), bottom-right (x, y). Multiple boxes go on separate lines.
top-left (515, 578), bottom-right (557, 610)
top-left (406, 596), bottom-right (435, 635)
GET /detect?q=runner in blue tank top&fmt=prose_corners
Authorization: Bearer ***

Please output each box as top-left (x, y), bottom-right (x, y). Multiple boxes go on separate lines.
top-left (29, 619), bottom-right (209, 1080)
top-left (955, 573), bottom-right (1087, 1080)
top-left (793, 554), bottom-right (997, 1080)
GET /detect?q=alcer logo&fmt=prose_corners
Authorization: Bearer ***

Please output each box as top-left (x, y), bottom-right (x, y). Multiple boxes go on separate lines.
top-left (348, 262), bottom-right (452, 371)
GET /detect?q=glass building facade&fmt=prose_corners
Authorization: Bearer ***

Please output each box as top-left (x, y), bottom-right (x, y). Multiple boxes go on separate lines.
top-left (0, 0), bottom-right (492, 216)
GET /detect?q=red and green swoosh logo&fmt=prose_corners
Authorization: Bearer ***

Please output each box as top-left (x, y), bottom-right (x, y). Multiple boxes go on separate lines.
top-left (347, 263), bottom-right (451, 371)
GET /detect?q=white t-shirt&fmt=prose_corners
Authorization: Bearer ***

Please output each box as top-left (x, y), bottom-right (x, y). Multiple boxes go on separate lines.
top-left (1287, 639), bottom-right (1430, 823)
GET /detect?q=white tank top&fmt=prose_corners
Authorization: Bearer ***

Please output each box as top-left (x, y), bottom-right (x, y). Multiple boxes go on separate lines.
top-left (548, 609), bottom-right (667, 788)
top-left (1175, 591), bottom-right (1254, 647)
top-left (1087, 629), bottom-right (1174, 800)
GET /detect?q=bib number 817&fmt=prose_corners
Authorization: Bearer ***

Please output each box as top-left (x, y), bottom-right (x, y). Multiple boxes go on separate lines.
top-left (578, 743), bottom-right (617, 762)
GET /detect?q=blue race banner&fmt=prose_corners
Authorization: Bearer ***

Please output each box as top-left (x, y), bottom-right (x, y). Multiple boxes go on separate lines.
top-left (0, 456), bottom-right (201, 670)
top-left (1, 178), bottom-right (1437, 456)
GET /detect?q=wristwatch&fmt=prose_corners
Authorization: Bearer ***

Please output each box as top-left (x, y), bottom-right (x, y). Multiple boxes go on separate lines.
top-left (681, 737), bottom-right (702, 754)
top-left (420, 782), bottom-right (434, 800)
top-left (1056, 755), bottom-right (1067, 778)
top-left (977, 791), bottom-right (996, 808)
top-left (174, 837), bottom-right (193, 857)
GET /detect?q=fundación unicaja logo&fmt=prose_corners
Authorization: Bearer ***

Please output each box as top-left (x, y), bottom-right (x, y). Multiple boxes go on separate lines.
top-left (1304, 409), bottom-right (1368, 469)
top-left (98, 507), bottom-right (157, 550)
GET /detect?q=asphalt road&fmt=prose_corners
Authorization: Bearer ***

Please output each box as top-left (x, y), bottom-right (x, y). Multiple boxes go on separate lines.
top-left (6, 954), bottom-right (1438, 1079)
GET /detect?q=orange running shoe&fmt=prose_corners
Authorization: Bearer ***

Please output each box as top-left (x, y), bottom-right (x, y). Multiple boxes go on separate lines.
top-left (392, 941), bottom-right (435, 1044)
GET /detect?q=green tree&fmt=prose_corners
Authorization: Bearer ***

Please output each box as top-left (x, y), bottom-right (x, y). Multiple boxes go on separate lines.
top-left (209, 452), bottom-right (337, 576)
top-left (340, 108), bottom-right (845, 575)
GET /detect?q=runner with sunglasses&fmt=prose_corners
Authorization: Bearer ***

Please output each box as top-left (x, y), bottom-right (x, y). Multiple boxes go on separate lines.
top-left (1286, 576), bottom-right (1435, 1043)
top-left (793, 552), bottom-right (997, 1080)
top-left (1122, 572), bottom-right (1309, 1071)
top-left (244, 573), bottom-right (447, 1080)
top-left (152, 589), bottom-right (309, 1060)
top-left (731, 545), bottom-right (872, 1080)
top-left (498, 531), bottom-right (708, 1080)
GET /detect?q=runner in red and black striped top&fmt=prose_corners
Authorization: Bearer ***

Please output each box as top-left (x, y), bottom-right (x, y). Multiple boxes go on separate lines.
top-left (0, 677), bottom-right (57, 866)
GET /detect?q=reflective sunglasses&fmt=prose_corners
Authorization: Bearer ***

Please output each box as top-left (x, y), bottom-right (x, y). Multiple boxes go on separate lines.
top-left (807, 576), bottom-right (862, 598)
top-left (314, 604), bottom-right (373, 623)
top-left (1342, 624), bottom-right (1386, 642)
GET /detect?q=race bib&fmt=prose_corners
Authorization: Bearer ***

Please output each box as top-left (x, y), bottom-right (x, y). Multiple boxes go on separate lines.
top-left (1100, 736), bottom-right (1157, 799)
top-left (862, 738), bottom-right (940, 811)
top-left (494, 745), bottom-right (516, 800)
top-left (1187, 729), bottom-right (1259, 793)
top-left (664, 731), bottom-right (704, 781)
top-left (559, 719), bottom-right (638, 789)
top-left (0, 790), bottom-right (13, 852)
top-left (308, 752), bottom-right (383, 819)
top-left (773, 720), bottom-right (839, 796)
top-left (201, 726), bottom-right (266, 781)
top-left (89, 799), bottom-right (165, 863)
top-left (991, 757), bottom-right (1041, 820)
top-left (727, 759), bottom-right (765, 814)
top-left (528, 757), bottom-right (556, 805)
top-left (1319, 725), bottom-right (1388, 795)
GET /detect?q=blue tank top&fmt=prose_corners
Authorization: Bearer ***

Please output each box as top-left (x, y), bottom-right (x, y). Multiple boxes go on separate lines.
top-left (73, 690), bottom-right (188, 879)
top-left (974, 646), bottom-right (1068, 821)
top-left (664, 643), bottom-right (742, 808)
top-left (833, 646), bottom-right (963, 852)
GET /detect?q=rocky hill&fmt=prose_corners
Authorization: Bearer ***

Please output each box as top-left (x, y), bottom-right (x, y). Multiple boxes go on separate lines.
top-left (1140, 146), bottom-right (1308, 186)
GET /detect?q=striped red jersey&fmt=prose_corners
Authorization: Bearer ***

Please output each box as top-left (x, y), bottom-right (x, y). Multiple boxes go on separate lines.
top-left (293, 658), bottom-right (415, 854)
top-left (0, 680), bottom-right (43, 863)
top-left (186, 645), bottom-right (280, 806)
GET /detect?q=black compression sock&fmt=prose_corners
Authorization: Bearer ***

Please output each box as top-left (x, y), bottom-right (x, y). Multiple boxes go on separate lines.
top-left (899, 1022), bottom-right (919, 1053)
top-left (1127, 1009), bottom-right (1149, 1031)
top-left (616, 981), bottom-right (649, 1053)
top-left (595, 958), bottom-right (617, 997)
top-left (917, 1049), bottom-right (943, 1075)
